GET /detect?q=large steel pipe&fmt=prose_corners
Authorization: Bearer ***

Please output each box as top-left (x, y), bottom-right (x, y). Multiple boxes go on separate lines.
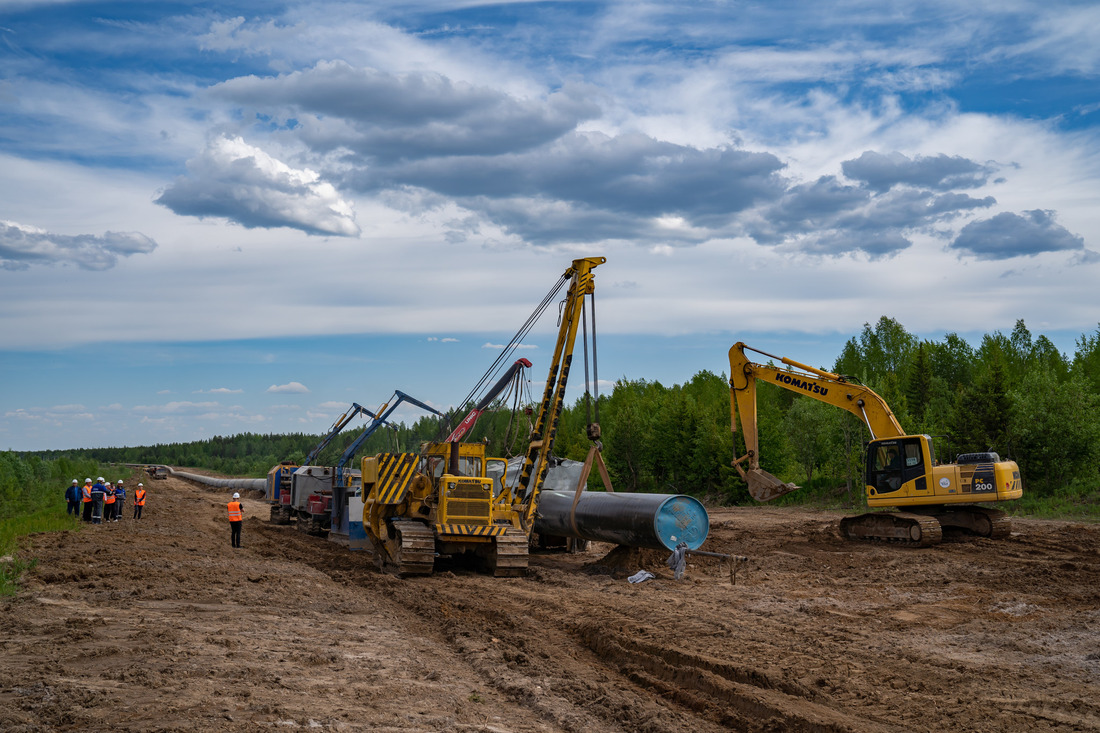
top-left (170, 469), bottom-right (266, 492)
top-left (534, 491), bottom-right (709, 551)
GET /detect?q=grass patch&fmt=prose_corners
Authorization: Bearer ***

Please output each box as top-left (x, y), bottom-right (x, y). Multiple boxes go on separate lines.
top-left (1009, 483), bottom-right (1100, 521)
top-left (768, 475), bottom-right (1100, 522)
top-left (0, 453), bottom-right (124, 596)
top-left (0, 507), bottom-right (83, 596)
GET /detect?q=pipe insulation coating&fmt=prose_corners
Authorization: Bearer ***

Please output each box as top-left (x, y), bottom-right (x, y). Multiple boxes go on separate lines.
top-left (535, 491), bottom-right (710, 551)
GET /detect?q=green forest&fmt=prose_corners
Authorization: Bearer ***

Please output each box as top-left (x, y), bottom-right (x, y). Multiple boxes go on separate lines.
top-left (14, 317), bottom-right (1100, 517)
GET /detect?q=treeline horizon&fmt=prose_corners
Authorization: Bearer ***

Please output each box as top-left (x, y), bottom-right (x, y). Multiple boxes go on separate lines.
top-left (16, 317), bottom-right (1100, 509)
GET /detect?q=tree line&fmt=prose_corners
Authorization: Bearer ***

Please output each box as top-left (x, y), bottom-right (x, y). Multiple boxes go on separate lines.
top-left (22, 317), bottom-right (1100, 509)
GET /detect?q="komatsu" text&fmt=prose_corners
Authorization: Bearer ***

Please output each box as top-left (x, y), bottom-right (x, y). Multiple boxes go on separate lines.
top-left (774, 373), bottom-right (829, 396)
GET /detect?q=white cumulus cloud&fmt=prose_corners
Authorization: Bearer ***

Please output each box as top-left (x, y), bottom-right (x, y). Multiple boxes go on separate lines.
top-left (0, 219), bottom-right (156, 271)
top-left (267, 381), bottom-right (310, 394)
top-left (155, 135), bottom-right (360, 237)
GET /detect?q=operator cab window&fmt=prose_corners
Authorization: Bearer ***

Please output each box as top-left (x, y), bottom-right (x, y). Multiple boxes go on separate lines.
top-left (868, 438), bottom-right (925, 494)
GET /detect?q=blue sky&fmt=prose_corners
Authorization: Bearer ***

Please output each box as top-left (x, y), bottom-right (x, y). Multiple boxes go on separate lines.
top-left (1, 0), bottom-right (1098, 451)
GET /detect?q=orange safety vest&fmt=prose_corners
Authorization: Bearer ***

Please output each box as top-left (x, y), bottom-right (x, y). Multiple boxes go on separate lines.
top-left (104, 490), bottom-right (116, 504)
top-left (227, 501), bottom-right (243, 522)
top-left (135, 489), bottom-right (146, 506)
top-left (82, 485), bottom-right (92, 502)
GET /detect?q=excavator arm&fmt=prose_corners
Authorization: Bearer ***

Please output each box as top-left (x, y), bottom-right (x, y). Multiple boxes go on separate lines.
top-left (728, 341), bottom-right (905, 501)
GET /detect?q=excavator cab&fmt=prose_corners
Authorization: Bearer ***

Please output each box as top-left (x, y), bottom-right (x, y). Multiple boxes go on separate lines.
top-left (866, 436), bottom-right (933, 497)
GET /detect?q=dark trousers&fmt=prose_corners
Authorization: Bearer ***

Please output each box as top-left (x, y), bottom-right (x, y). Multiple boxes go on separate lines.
top-left (133, 505), bottom-right (143, 520)
top-left (67, 499), bottom-right (80, 516)
top-left (82, 501), bottom-right (92, 522)
top-left (230, 520), bottom-right (242, 548)
top-left (91, 494), bottom-right (104, 524)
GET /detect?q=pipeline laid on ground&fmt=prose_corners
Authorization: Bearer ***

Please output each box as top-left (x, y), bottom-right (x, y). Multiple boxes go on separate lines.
top-left (169, 467), bottom-right (267, 492)
top-left (535, 490), bottom-right (710, 551)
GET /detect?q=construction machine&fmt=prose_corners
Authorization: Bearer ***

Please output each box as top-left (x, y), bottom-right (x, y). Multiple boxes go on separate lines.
top-left (267, 402), bottom-right (371, 524)
top-left (728, 342), bottom-right (1022, 546)
top-left (361, 256), bottom-right (607, 576)
top-left (285, 391), bottom-right (442, 535)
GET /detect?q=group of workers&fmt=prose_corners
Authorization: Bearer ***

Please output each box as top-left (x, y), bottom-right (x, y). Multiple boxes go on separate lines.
top-left (66, 478), bottom-right (147, 525)
top-left (65, 474), bottom-right (243, 547)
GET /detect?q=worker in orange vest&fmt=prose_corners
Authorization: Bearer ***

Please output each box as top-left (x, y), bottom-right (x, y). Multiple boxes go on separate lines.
top-left (81, 479), bottom-right (93, 522)
top-left (133, 484), bottom-right (146, 520)
top-left (228, 493), bottom-right (244, 548)
top-left (103, 482), bottom-right (116, 522)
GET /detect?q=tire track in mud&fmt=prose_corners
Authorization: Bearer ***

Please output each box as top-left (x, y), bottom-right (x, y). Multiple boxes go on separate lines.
top-left (251, 508), bottom-right (1100, 733)
top-left (254, 521), bottom-right (900, 733)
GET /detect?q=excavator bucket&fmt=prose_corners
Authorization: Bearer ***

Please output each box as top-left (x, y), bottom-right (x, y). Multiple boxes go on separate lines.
top-left (745, 468), bottom-right (800, 502)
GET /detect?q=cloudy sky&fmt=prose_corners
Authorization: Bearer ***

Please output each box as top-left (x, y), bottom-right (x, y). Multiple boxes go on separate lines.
top-left (2, 0), bottom-right (1098, 452)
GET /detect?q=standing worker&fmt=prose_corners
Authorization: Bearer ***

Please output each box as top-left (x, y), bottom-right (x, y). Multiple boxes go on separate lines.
top-left (113, 481), bottom-right (126, 522)
top-left (81, 478), bottom-right (93, 522)
top-left (228, 493), bottom-right (244, 548)
top-left (133, 483), bottom-right (146, 520)
top-left (90, 477), bottom-right (107, 525)
top-left (103, 482), bottom-right (116, 522)
top-left (65, 479), bottom-right (80, 517)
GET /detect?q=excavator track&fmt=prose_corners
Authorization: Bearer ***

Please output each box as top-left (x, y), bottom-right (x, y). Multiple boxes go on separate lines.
top-left (838, 511), bottom-right (942, 547)
top-left (487, 530), bottom-right (528, 577)
top-left (919, 505), bottom-right (1012, 539)
top-left (378, 520), bottom-right (435, 577)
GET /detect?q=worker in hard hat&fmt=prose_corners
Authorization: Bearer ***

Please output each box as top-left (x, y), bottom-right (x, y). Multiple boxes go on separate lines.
top-left (228, 492), bottom-right (244, 548)
top-left (113, 481), bottom-right (126, 522)
top-left (103, 482), bottom-right (116, 522)
top-left (90, 477), bottom-right (107, 524)
top-left (133, 483), bottom-right (146, 520)
top-left (81, 479), bottom-right (94, 522)
top-left (65, 479), bottom-right (81, 517)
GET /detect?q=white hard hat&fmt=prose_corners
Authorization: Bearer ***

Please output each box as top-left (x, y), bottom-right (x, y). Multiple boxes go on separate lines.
top-left (118, 480), bottom-right (123, 484)
top-left (85, 478), bottom-right (92, 483)
top-left (72, 479), bottom-right (78, 484)
top-left (232, 492), bottom-right (240, 499)
top-left (97, 477), bottom-right (105, 482)
top-left (138, 483), bottom-right (143, 487)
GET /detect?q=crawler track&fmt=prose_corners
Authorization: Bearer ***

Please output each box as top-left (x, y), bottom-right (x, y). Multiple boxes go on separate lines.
top-left (838, 511), bottom-right (943, 546)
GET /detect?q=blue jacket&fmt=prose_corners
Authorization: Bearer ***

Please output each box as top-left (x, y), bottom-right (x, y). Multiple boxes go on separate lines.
top-left (114, 486), bottom-right (125, 500)
top-left (65, 485), bottom-right (78, 502)
top-left (91, 482), bottom-right (106, 495)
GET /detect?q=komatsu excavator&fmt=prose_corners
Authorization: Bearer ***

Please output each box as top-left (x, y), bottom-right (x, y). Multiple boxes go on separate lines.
top-left (729, 342), bottom-right (1022, 546)
top-left (361, 256), bottom-right (606, 575)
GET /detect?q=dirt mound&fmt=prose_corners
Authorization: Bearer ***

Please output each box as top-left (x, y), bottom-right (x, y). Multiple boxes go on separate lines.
top-left (584, 544), bottom-right (673, 576)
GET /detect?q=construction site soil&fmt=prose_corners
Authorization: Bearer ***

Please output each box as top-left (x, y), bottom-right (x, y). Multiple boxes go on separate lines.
top-left (3, 473), bottom-right (1100, 732)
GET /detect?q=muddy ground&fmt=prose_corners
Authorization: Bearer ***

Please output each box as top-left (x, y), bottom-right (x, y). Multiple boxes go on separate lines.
top-left (2, 472), bottom-right (1099, 732)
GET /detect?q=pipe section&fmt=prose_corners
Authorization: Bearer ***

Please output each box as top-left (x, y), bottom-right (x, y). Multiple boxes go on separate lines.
top-left (170, 468), bottom-right (267, 493)
top-left (535, 491), bottom-right (709, 551)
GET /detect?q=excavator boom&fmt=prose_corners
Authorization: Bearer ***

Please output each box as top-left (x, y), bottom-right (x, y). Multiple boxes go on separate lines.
top-left (729, 342), bottom-right (903, 501)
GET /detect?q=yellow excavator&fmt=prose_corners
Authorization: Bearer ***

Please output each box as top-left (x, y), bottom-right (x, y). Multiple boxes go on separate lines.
top-left (729, 342), bottom-right (1022, 546)
top-left (361, 256), bottom-right (606, 575)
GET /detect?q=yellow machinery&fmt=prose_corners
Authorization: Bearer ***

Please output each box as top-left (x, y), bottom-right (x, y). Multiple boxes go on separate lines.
top-left (729, 342), bottom-right (1022, 545)
top-left (362, 256), bottom-right (606, 575)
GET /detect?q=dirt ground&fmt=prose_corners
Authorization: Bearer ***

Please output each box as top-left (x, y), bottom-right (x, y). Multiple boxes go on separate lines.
top-left (2, 472), bottom-right (1100, 732)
